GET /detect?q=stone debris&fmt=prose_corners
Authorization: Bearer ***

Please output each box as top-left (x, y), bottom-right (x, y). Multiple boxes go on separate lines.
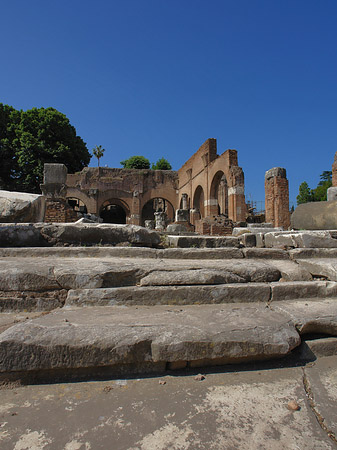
top-left (194, 374), bottom-right (205, 381)
top-left (287, 400), bottom-right (301, 411)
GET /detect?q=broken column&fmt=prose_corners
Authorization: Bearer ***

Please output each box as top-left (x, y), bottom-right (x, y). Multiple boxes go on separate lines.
top-left (265, 167), bottom-right (290, 229)
top-left (40, 163), bottom-right (78, 223)
top-left (327, 152), bottom-right (337, 201)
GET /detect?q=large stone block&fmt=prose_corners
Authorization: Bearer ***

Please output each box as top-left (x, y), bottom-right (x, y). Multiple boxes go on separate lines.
top-left (0, 190), bottom-right (45, 223)
top-left (291, 201), bottom-right (337, 230)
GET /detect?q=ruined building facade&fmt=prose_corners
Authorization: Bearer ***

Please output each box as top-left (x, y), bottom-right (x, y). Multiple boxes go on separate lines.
top-left (41, 138), bottom-right (292, 231)
top-left (61, 138), bottom-right (247, 227)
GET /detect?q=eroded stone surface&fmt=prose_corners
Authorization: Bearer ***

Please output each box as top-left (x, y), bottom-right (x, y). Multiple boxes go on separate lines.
top-left (65, 283), bottom-right (272, 306)
top-left (272, 299), bottom-right (337, 335)
top-left (0, 304), bottom-right (300, 374)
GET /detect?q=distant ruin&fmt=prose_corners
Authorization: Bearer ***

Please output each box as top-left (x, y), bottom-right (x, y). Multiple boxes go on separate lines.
top-left (1, 138), bottom-right (293, 232)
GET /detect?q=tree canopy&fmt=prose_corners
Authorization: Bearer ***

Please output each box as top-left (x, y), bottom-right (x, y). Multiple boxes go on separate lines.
top-left (0, 104), bottom-right (91, 193)
top-left (297, 171), bottom-right (332, 205)
top-left (120, 155), bottom-right (150, 169)
top-left (152, 157), bottom-right (172, 170)
top-left (92, 145), bottom-right (105, 167)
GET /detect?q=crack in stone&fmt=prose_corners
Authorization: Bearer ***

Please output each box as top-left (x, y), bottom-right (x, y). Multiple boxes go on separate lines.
top-left (302, 367), bottom-right (337, 445)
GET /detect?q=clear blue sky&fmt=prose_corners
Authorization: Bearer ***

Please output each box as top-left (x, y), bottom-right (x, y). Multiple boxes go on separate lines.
top-left (1, 0), bottom-right (336, 207)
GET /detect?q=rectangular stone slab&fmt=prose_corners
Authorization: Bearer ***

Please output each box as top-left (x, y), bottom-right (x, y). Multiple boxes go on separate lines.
top-left (0, 304), bottom-right (300, 375)
top-left (65, 283), bottom-right (272, 306)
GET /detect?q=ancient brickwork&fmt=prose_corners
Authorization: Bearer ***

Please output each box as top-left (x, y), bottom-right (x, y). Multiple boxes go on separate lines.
top-left (265, 168), bottom-right (290, 229)
top-left (44, 199), bottom-right (78, 223)
top-left (178, 139), bottom-right (247, 223)
top-left (332, 152), bottom-right (337, 187)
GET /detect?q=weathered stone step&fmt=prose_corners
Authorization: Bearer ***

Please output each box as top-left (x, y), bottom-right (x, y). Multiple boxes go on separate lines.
top-left (166, 235), bottom-right (240, 248)
top-left (1, 299), bottom-right (336, 381)
top-left (0, 256), bottom-right (312, 293)
top-left (65, 281), bottom-right (337, 307)
top-left (0, 246), bottom-right (290, 260)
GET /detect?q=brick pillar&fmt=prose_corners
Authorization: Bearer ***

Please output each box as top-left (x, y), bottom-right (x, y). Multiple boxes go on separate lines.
top-left (228, 186), bottom-right (246, 222)
top-left (332, 152), bottom-right (337, 187)
top-left (265, 167), bottom-right (290, 229)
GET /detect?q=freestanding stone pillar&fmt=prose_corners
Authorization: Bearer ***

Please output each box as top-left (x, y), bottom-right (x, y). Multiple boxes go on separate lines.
top-left (40, 163), bottom-right (77, 223)
top-left (265, 167), bottom-right (290, 229)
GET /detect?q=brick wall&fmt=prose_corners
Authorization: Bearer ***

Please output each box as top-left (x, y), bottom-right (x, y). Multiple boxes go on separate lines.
top-left (44, 199), bottom-right (78, 223)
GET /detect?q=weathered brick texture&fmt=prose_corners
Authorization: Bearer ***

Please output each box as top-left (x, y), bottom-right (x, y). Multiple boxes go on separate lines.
top-left (44, 200), bottom-right (78, 223)
top-left (265, 168), bottom-right (290, 229)
top-left (332, 152), bottom-right (337, 187)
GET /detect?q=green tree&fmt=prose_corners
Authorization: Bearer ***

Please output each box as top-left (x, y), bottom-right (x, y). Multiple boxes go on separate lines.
top-left (0, 104), bottom-right (91, 193)
top-left (312, 171), bottom-right (332, 201)
top-left (120, 155), bottom-right (150, 169)
top-left (0, 104), bottom-right (20, 190)
top-left (152, 157), bottom-right (172, 170)
top-left (297, 181), bottom-right (313, 205)
top-left (297, 171), bottom-right (332, 205)
top-left (92, 145), bottom-right (105, 167)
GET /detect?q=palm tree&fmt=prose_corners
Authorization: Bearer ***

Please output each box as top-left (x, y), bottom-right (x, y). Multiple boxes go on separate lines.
top-left (92, 145), bottom-right (105, 167)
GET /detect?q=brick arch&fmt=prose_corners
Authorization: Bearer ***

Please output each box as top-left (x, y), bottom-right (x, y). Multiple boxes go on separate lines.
top-left (99, 198), bottom-right (130, 224)
top-left (193, 185), bottom-right (205, 218)
top-left (66, 188), bottom-right (94, 213)
top-left (209, 171), bottom-right (228, 216)
top-left (140, 188), bottom-right (178, 211)
top-left (141, 196), bottom-right (175, 226)
top-left (97, 190), bottom-right (133, 215)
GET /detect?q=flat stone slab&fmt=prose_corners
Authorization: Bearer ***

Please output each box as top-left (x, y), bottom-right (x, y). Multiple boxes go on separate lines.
top-left (0, 304), bottom-right (300, 377)
top-left (0, 223), bottom-right (161, 247)
top-left (272, 299), bottom-right (337, 335)
top-left (265, 230), bottom-right (337, 249)
top-left (1, 257), bottom-right (310, 292)
top-left (295, 259), bottom-right (337, 281)
top-left (65, 283), bottom-right (272, 306)
top-left (167, 235), bottom-right (240, 248)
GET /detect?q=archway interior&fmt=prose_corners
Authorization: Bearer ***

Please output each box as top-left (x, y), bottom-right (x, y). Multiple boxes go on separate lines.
top-left (100, 204), bottom-right (126, 224)
top-left (141, 197), bottom-right (174, 225)
top-left (193, 185), bottom-right (205, 218)
top-left (211, 172), bottom-right (228, 217)
top-left (67, 197), bottom-right (87, 214)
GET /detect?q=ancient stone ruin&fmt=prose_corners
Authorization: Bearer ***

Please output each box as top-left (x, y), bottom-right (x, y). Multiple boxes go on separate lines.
top-left (1, 140), bottom-right (337, 387)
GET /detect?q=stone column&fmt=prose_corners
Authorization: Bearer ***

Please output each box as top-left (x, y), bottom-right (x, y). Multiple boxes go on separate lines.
top-left (264, 167), bottom-right (290, 229)
top-left (228, 186), bottom-right (245, 222)
top-left (154, 212), bottom-right (167, 231)
top-left (40, 163), bottom-right (78, 223)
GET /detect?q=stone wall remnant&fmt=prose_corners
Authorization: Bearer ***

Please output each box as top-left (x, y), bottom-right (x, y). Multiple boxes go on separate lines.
top-left (265, 167), bottom-right (290, 229)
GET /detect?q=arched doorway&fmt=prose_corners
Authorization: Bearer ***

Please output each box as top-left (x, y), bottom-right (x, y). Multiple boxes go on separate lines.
top-left (210, 171), bottom-right (228, 216)
top-left (67, 197), bottom-right (88, 214)
top-left (141, 197), bottom-right (175, 226)
top-left (193, 185), bottom-right (205, 218)
top-left (100, 199), bottom-right (129, 224)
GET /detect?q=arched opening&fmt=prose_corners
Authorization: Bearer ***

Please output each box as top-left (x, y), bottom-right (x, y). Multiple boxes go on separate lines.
top-left (141, 197), bottom-right (175, 226)
top-left (67, 197), bottom-right (88, 214)
top-left (193, 185), bottom-right (205, 218)
top-left (210, 171), bottom-right (228, 217)
top-left (179, 194), bottom-right (190, 210)
top-left (100, 199), bottom-right (129, 224)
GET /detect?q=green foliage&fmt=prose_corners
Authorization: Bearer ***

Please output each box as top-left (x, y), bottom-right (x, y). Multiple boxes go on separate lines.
top-left (152, 157), bottom-right (172, 170)
top-left (297, 171), bottom-right (332, 205)
top-left (120, 155), bottom-right (150, 169)
top-left (0, 104), bottom-right (91, 193)
top-left (297, 181), bottom-right (313, 205)
top-left (92, 145), bottom-right (105, 167)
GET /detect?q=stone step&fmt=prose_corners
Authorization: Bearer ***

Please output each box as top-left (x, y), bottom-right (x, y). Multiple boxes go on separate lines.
top-left (65, 281), bottom-right (337, 307)
top-left (1, 299), bottom-right (336, 382)
top-left (0, 246), bottom-right (290, 260)
top-left (0, 256), bottom-right (311, 294)
top-left (166, 235), bottom-right (240, 248)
